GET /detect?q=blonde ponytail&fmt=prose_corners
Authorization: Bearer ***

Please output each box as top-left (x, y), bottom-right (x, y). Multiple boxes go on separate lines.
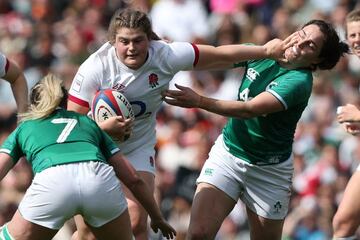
top-left (19, 74), bottom-right (66, 122)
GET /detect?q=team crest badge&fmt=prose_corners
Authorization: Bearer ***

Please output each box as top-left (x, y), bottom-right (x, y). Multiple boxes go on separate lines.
top-left (273, 201), bottom-right (282, 214)
top-left (148, 73), bottom-right (159, 88)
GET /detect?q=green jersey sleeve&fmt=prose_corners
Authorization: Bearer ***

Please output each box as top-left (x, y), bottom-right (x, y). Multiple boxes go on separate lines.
top-left (0, 126), bottom-right (24, 164)
top-left (267, 69), bottom-right (313, 110)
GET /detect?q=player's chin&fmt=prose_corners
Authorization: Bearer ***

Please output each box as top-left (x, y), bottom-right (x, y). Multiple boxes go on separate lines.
top-left (125, 59), bottom-right (142, 69)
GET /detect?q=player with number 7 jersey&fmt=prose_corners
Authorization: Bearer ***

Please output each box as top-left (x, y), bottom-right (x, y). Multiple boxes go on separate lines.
top-left (1, 109), bottom-right (116, 173)
top-left (0, 74), bottom-right (176, 240)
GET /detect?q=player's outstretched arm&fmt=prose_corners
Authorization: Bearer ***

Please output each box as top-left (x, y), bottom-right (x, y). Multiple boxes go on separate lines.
top-left (194, 36), bottom-right (295, 70)
top-left (108, 153), bottom-right (176, 239)
top-left (0, 153), bottom-right (14, 181)
top-left (5, 60), bottom-right (28, 113)
top-left (162, 83), bottom-right (284, 118)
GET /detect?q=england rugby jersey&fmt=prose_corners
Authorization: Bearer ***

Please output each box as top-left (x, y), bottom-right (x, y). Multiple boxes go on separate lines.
top-left (68, 41), bottom-right (198, 154)
top-left (0, 52), bottom-right (9, 77)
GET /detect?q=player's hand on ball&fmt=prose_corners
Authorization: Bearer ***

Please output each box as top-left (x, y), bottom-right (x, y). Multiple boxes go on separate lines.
top-left (99, 116), bottom-right (134, 142)
top-left (150, 218), bottom-right (176, 239)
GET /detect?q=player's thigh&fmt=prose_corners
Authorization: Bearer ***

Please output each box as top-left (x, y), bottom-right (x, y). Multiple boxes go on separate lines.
top-left (189, 182), bottom-right (237, 238)
top-left (334, 170), bottom-right (360, 228)
top-left (246, 206), bottom-right (284, 240)
top-left (88, 209), bottom-right (132, 240)
top-left (7, 210), bottom-right (57, 240)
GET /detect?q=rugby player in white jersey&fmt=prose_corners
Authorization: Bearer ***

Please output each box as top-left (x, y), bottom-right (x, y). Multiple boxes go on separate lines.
top-left (67, 8), bottom-right (294, 240)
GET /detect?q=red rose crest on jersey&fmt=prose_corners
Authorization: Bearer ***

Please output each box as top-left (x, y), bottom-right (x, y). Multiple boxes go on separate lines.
top-left (148, 73), bottom-right (159, 88)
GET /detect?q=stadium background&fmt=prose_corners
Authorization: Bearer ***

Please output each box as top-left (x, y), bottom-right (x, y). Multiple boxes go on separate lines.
top-left (0, 0), bottom-right (359, 239)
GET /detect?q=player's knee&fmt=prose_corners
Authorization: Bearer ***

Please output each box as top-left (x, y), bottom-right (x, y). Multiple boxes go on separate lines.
top-left (131, 218), bottom-right (147, 235)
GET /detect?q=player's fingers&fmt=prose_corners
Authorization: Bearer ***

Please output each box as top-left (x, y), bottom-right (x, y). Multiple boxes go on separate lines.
top-left (174, 83), bottom-right (188, 90)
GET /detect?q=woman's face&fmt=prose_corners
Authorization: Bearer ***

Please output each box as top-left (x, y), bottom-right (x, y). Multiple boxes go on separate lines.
top-left (114, 27), bottom-right (150, 70)
top-left (283, 24), bottom-right (325, 69)
top-left (346, 21), bottom-right (360, 57)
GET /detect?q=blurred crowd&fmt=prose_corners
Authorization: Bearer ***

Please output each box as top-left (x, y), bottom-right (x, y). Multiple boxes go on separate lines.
top-left (1, 0), bottom-right (360, 239)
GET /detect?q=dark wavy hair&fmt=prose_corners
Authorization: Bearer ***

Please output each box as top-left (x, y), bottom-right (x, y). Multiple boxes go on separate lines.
top-left (302, 20), bottom-right (349, 71)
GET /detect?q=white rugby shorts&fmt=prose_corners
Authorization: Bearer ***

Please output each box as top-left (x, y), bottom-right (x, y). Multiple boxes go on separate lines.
top-left (197, 134), bottom-right (294, 220)
top-left (125, 147), bottom-right (156, 175)
top-left (18, 161), bottom-right (127, 229)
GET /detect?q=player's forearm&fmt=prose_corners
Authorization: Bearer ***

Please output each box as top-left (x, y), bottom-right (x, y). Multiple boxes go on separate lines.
top-left (127, 178), bottom-right (164, 221)
top-left (0, 153), bottom-right (14, 181)
top-left (195, 44), bottom-right (268, 70)
top-left (10, 74), bottom-right (28, 114)
top-left (198, 96), bottom-right (254, 119)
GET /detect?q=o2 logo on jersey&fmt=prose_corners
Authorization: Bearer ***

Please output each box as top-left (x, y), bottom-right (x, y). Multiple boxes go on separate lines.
top-left (130, 101), bottom-right (151, 119)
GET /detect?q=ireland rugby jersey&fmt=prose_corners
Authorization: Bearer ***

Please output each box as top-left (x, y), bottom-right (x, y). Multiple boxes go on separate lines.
top-left (223, 58), bottom-right (313, 165)
top-left (0, 109), bottom-right (120, 173)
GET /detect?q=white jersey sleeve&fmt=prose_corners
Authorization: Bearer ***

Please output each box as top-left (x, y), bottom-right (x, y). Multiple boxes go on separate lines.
top-left (164, 41), bottom-right (198, 73)
top-left (68, 50), bottom-right (105, 108)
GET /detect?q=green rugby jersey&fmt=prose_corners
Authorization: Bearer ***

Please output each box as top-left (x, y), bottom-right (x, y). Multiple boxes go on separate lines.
top-left (0, 108), bottom-right (120, 173)
top-left (223, 58), bottom-right (313, 165)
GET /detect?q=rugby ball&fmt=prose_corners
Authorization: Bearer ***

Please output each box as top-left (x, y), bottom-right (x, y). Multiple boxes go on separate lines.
top-left (91, 89), bottom-right (134, 123)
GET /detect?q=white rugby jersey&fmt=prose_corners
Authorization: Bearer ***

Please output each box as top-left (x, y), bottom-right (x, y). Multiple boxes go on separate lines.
top-left (68, 40), bottom-right (198, 154)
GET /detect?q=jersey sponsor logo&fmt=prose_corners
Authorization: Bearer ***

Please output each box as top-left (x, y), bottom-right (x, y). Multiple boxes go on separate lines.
top-left (73, 74), bottom-right (84, 92)
top-left (148, 73), bottom-right (159, 88)
top-left (245, 68), bottom-right (259, 82)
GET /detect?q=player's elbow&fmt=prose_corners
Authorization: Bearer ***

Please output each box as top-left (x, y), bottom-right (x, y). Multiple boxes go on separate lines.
top-left (235, 104), bottom-right (259, 119)
top-left (125, 173), bottom-right (144, 191)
